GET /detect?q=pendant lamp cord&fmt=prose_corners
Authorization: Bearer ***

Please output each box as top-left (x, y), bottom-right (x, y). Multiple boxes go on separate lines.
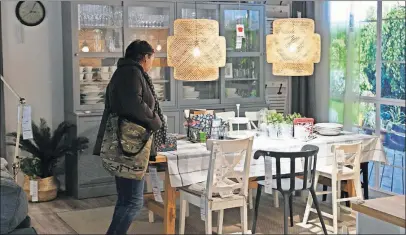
top-left (194, 1), bottom-right (198, 48)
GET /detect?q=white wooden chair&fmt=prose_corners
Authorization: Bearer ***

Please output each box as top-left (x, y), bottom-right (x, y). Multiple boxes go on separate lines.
top-left (245, 111), bottom-right (260, 129)
top-left (302, 142), bottom-right (363, 234)
top-left (179, 137), bottom-right (254, 234)
top-left (215, 111), bottom-right (236, 121)
top-left (228, 117), bottom-right (251, 131)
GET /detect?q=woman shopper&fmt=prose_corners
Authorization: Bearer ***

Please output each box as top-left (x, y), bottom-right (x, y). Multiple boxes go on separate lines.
top-left (93, 40), bottom-right (167, 235)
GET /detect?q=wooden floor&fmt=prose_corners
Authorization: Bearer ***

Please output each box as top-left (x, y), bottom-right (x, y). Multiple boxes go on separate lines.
top-left (27, 188), bottom-right (386, 234)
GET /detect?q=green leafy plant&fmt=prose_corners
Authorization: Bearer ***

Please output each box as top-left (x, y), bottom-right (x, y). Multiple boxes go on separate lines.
top-left (7, 118), bottom-right (89, 178)
top-left (267, 112), bottom-right (284, 124)
top-left (285, 113), bottom-right (302, 124)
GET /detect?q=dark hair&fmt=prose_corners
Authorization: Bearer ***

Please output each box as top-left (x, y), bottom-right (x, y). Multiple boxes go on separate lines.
top-left (125, 40), bottom-right (155, 62)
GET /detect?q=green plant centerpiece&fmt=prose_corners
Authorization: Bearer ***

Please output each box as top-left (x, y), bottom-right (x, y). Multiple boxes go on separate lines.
top-left (266, 112), bottom-right (284, 138)
top-left (7, 118), bottom-right (89, 202)
top-left (280, 113), bottom-right (302, 139)
top-left (285, 113), bottom-right (302, 125)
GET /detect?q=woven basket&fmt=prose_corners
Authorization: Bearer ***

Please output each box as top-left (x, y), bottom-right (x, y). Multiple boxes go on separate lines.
top-left (23, 175), bottom-right (58, 202)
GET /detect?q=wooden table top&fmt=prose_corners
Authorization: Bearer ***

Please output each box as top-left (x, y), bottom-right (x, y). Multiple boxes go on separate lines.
top-left (149, 154), bottom-right (167, 164)
top-left (352, 195), bottom-right (406, 228)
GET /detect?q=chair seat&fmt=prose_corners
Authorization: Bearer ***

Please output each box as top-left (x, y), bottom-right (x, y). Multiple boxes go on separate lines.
top-left (257, 178), bottom-right (306, 191)
top-left (317, 165), bottom-right (356, 179)
top-left (180, 181), bottom-right (242, 197)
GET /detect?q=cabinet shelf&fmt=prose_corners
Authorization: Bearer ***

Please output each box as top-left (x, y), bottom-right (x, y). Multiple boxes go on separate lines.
top-left (152, 79), bottom-right (170, 83)
top-left (80, 81), bottom-right (109, 85)
top-left (225, 78), bottom-right (258, 81)
top-left (129, 26), bottom-right (169, 30)
top-left (79, 25), bottom-right (122, 29)
top-left (77, 52), bottom-right (123, 58)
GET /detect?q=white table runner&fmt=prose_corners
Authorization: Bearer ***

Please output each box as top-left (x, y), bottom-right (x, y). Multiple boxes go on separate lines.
top-left (160, 132), bottom-right (387, 188)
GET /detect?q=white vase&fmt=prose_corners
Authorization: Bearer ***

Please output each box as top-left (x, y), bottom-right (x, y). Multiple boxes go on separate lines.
top-left (267, 124), bottom-right (279, 138)
top-left (279, 123), bottom-right (293, 139)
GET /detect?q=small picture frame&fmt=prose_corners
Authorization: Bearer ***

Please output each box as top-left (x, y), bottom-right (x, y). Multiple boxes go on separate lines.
top-left (225, 63), bottom-right (233, 78)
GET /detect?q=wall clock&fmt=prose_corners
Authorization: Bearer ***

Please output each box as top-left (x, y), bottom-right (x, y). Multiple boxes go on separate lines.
top-left (15, 1), bottom-right (46, 27)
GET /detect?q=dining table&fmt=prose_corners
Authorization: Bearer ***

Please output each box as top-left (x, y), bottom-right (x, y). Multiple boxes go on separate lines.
top-left (146, 131), bottom-right (388, 234)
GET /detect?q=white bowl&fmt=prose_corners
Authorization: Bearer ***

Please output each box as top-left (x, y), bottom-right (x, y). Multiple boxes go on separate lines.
top-left (84, 73), bottom-right (93, 80)
top-left (183, 86), bottom-right (195, 92)
top-left (85, 66), bottom-right (93, 73)
top-left (101, 66), bottom-right (109, 73)
top-left (79, 66), bottom-right (85, 73)
top-left (100, 73), bottom-right (110, 80)
top-left (110, 66), bottom-right (117, 73)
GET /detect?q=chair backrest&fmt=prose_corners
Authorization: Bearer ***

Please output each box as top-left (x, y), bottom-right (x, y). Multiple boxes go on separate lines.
top-left (228, 117), bottom-right (251, 131)
top-left (245, 111), bottom-right (259, 129)
top-left (331, 142), bottom-right (362, 175)
top-left (206, 137), bottom-right (254, 199)
top-left (254, 144), bottom-right (319, 194)
top-left (215, 111), bottom-right (235, 121)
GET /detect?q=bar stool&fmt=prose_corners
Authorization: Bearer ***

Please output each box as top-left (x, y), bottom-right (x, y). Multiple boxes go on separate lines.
top-left (252, 145), bottom-right (328, 235)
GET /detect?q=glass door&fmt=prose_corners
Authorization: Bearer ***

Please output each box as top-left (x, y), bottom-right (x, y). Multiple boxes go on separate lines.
top-left (176, 3), bottom-right (221, 105)
top-left (220, 4), bottom-right (265, 104)
top-left (75, 2), bottom-right (124, 111)
top-left (124, 2), bottom-right (175, 107)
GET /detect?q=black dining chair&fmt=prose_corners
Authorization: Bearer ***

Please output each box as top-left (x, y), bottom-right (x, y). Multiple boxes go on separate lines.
top-left (251, 145), bottom-right (328, 235)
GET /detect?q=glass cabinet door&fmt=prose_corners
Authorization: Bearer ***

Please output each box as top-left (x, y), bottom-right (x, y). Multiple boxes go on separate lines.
top-left (221, 5), bottom-right (264, 103)
top-left (224, 57), bottom-right (260, 99)
top-left (222, 8), bottom-right (261, 53)
top-left (125, 2), bottom-right (175, 106)
top-left (177, 4), bottom-right (220, 102)
top-left (126, 5), bottom-right (171, 52)
top-left (77, 4), bottom-right (123, 54)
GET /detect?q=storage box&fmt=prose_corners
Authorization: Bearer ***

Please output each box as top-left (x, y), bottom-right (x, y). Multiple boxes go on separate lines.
top-left (156, 133), bottom-right (177, 152)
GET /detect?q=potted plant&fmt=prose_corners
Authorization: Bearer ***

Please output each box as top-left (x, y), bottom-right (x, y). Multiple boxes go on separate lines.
top-left (7, 118), bottom-right (89, 202)
top-left (281, 113), bottom-right (302, 139)
top-left (267, 112), bottom-right (284, 138)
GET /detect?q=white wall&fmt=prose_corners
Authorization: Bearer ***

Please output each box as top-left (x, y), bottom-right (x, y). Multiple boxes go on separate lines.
top-left (1, 1), bottom-right (64, 164)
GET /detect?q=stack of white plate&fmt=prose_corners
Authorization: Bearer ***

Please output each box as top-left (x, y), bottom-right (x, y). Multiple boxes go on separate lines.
top-left (81, 85), bottom-right (104, 104)
top-left (314, 123), bottom-right (343, 136)
top-left (183, 86), bottom-right (199, 99)
top-left (154, 84), bottom-right (165, 101)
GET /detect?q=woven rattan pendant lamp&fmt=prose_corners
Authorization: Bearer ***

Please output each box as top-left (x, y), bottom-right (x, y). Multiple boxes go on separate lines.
top-left (266, 18), bottom-right (321, 76)
top-left (167, 16), bottom-right (226, 81)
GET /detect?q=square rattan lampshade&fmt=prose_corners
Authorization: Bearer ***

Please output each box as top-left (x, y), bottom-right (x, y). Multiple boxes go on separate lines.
top-left (266, 18), bottom-right (321, 76)
top-left (167, 19), bottom-right (226, 81)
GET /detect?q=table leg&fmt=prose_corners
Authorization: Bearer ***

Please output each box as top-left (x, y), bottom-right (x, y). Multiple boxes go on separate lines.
top-left (347, 180), bottom-right (356, 208)
top-left (361, 162), bottom-right (369, 199)
top-left (164, 167), bottom-right (176, 234)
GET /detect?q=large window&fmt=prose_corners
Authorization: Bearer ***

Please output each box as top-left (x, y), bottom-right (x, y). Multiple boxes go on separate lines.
top-left (329, 1), bottom-right (405, 194)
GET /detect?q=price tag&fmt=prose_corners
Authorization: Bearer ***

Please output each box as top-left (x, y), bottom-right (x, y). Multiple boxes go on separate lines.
top-left (30, 180), bottom-right (38, 202)
top-left (149, 166), bottom-right (163, 203)
top-left (200, 191), bottom-right (207, 221)
top-left (236, 24), bottom-right (245, 38)
top-left (17, 105), bottom-right (33, 140)
top-left (264, 157), bottom-right (273, 194)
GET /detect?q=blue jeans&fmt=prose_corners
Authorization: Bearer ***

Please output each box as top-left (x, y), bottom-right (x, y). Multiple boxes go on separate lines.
top-left (106, 176), bottom-right (144, 235)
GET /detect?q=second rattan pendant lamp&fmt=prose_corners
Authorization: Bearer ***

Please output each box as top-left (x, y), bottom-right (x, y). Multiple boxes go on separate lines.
top-left (266, 18), bottom-right (321, 76)
top-left (167, 3), bottom-right (226, 81)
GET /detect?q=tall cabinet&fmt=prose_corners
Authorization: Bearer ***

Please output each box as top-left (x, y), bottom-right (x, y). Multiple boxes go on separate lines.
top-left (62, 1), bottom-right (265, 199)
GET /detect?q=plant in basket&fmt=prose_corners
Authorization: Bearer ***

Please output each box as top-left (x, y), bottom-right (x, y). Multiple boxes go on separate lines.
top-left (7, 118), bottom-right (89, 202)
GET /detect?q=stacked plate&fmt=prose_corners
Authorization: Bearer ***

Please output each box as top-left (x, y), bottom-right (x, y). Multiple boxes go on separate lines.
top-left (80, 85), bottom-right (104, 104)
top-left (314, 123), bottom-right (343, 136)
top-left (154, 84), bottom-right (165, 101)
top-left (183, 86), bottom-right (200, 99)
